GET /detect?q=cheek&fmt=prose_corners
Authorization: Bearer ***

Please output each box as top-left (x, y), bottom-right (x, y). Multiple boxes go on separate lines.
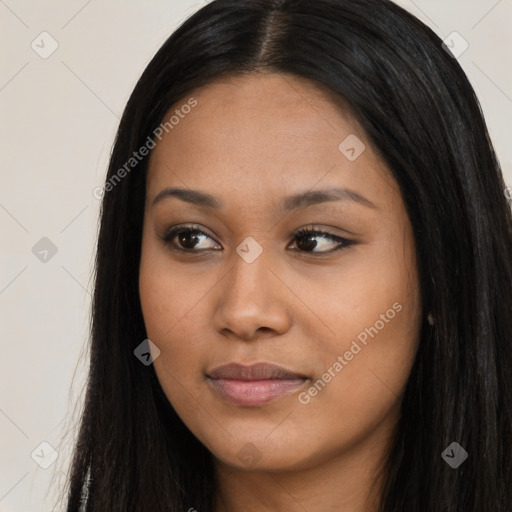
top-left (306, 235), bottom-right (419, 351)
top-left (140, 273), bottom-right (207, 424)
top-left (297, 246), bottom-right (421, 436)
top-left (139, 243), bottom-right (212, 403)
top-left (139, 267), bottom-right (199, 368)
top-left (298, 308), bottom-right (420, 448)
top-left (294, 284), bottom-right (420, 452)
top-left (139, 238), bottom-right (209, 342)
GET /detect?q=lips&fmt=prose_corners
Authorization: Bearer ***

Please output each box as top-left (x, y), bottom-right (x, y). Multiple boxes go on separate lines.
top-left (206, 362), bottom-right (308, 406)
top-left (208, 362), bottom-right (305, 380)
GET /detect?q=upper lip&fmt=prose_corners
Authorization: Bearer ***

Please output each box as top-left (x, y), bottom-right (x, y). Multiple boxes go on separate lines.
top-left (207, 362), bottom-right (306, 381)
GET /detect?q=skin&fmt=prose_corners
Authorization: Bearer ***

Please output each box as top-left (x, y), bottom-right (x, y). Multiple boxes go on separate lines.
top-left (139, 72), bottom-right (422, 511)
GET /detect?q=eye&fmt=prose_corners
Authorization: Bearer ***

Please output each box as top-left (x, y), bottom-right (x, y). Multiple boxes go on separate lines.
top-left (160, 224), bottom-right (354, 255)
top-left (288, 226), bottom-right (354, 255)
top-left (161, 225), bottom-right (221, 252)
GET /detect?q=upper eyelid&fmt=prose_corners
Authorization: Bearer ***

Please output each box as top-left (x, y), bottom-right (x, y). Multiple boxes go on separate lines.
top-left (167, 224), bottom-right (216, 240)
top-left (163, 224), bottom-right (351, 248)
top-left (164, 224), bottom-right (345, 238)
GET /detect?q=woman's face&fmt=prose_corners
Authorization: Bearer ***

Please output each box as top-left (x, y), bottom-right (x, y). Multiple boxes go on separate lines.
top-left (139, 72), bottom-right (422, 472)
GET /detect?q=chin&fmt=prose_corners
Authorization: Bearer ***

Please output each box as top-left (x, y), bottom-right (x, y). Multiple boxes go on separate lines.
top-left (205, 431), bottom-right (332, 474)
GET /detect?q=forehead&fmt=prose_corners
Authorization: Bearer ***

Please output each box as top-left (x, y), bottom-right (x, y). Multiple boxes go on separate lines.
top-left (146, 72), bottom-right (393, 208)
top-left (191, 72), bottom-right (346, 117)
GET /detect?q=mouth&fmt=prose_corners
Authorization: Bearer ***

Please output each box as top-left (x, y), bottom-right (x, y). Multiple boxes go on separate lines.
top-left (206, 362), bottom-right (309, 406)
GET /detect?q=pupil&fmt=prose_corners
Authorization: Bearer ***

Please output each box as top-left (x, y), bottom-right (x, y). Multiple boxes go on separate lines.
top-left (297, 234), bottom-right (317, 251)
top-left (180, 232), bottom-right (199, 249)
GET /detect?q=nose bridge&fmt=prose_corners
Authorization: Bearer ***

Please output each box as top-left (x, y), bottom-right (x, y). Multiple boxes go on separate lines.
top-left (227, 239), bottom-right (271, 308)
top-left (213, 238), bottom-right (290, 339)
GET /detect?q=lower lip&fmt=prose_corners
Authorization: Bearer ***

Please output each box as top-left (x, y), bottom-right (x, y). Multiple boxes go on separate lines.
top-left (207, 377), bottom-right (307, 406)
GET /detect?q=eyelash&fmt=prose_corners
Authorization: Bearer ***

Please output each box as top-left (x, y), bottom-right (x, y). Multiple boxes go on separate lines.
top-left (160, 224), bottom-right (354, 256)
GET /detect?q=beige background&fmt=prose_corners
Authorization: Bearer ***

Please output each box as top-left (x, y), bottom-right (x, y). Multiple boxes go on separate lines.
top-left (1, 1), bottom-right (511, 510)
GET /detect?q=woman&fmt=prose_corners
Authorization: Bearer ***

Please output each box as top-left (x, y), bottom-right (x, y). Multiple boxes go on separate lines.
top-left (65, 0), bottom-right (512, 510)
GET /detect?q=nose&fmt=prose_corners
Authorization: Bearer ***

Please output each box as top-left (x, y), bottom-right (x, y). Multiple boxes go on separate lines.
top-left (212, 246), bottom-right (292, 341)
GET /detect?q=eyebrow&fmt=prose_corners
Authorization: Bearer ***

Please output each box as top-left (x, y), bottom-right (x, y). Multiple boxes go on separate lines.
top-left (151, 186), bottom-right (377, 211)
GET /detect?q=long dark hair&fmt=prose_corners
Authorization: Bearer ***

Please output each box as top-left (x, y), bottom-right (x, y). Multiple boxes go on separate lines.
top-left (64, 0), bottom-right (512, 510)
